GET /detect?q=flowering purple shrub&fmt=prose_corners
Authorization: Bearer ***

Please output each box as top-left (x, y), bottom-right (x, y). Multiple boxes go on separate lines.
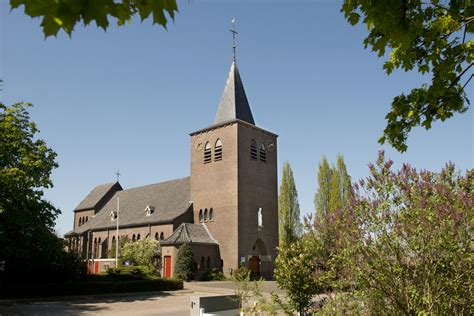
top-left (325, 151), bottom-right (473, 314)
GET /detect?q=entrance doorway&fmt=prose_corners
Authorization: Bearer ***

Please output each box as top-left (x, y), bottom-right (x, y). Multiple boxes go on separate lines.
top-left (249, 256), bottom-right (260, 276)
top-left (164, 256), bottom-right (171, 278)
top-left (249, 239), bottom-right (271, 279)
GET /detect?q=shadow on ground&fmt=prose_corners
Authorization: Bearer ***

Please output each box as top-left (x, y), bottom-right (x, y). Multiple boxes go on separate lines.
top-left (0, 291), bottom-right (174, 315)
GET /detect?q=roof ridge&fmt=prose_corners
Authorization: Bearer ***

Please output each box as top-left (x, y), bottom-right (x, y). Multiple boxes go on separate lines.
top-left (202, 223), bottom-right (219, 244)
top-left (117, 176), bottom-right (190, 193)
top-left (183, 223), bottom-right (190, 242)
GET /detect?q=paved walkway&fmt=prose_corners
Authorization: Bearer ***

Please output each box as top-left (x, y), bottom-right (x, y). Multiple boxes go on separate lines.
top-left (185, 281), bottom-right (284, 295)
top-left (0, 281), bottom-right (285, 315)
top-left (0, 290), bottom-right (212, 316)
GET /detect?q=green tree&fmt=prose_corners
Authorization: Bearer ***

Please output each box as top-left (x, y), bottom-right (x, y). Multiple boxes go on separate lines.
top-left (314, 155), bottom-right (351, 259)
top-left (335, 154), bottom-right (352, 208)
top-left (278, 161), bottom-right (302, 246)
top-left (0, 102), bottom-right (83, 283)
top-left (314, 156), bottom-right (332, 220)
top-left (273, 234), bottom-right (329, 315)
top-left (10, 0), bottom-right (178, 38)
top-left (173, 243), bottom-right (196, 281)
top-left (120, 237), bottom-right (160, 270)
top-left (342, 1), bottom-right (474, 152)
top-left (107, 235), bottom-right (130, 259)
top-left (330, 151), bottom-right (473, 314)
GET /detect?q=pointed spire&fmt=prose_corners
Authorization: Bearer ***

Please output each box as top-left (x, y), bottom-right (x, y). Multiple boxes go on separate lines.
top-left (213, 19), bottom-right (254, 125)
top-left (214, 61), bottom-right (255, 125)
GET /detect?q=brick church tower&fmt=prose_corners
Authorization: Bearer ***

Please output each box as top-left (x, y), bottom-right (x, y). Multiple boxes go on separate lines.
top-left (189, 60), bottom-right (278, 278)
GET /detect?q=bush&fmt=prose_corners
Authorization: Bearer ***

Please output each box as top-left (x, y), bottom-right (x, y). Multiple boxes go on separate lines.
top-left (104, 265), bottom-right (156, 280)
top-left (332, 152), bottom-right (473, 315)
top-left (200, 269), bottom-right (227, 281)
top-left (120, 237), bottom-right (161, 271)
top-left (273, 234), bottom-right (330, 315)
top-left (173, 243), bottom-right (197, 281)
top-left (2, 232), bottom-right (87, 286)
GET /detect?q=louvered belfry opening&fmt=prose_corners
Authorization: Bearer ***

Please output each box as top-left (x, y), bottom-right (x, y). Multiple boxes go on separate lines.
top-left (259, 144), bottom-right (267, 163)
top-left (214, 139), bottom-right (223, 161)
top-left (204, 142), bottom-right (212, 163)
top-left (250, 139), bottom-right (257, 160)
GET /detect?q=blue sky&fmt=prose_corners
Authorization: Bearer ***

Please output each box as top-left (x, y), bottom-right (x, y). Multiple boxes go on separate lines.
top-left (2, 0), bottom-right (472, 235)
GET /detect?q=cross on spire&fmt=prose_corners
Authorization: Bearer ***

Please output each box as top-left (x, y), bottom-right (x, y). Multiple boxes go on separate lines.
top-left (115, 171), bottom-right (121, 182)
top-left (230, 17), bottom-right (238, 62)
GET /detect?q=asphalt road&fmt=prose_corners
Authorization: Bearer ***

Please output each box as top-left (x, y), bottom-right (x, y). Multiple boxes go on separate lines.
top-left (0, 281), bottom-right (284, 315)
top-left (0, 290), bottom-right (202, 316)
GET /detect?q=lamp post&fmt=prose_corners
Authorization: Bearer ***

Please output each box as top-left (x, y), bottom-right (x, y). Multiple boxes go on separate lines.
top-left (115, 196), bottom-right (120, 268)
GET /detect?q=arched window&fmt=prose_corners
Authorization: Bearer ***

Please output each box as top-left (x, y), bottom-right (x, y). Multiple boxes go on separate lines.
top-left (132, 234), bottom-right (136, 242)
top-left (204, 208), bottom-right (208, 222)
top-left (260, 143), bottom-right (267, 162)
top-left (93, 238), bottom-right (97, 257)
top-left (137, 234), bottom-right (140, 240)
top-left (200, 256), bottom-right (205, 271)
top-left (112, 236), bottom-right (116, 245)
top-left (98, 237), bottom-right (102, 258)
top-left (78, 218), bottom-right (82, 226)
top-left (86, 216), bottom-right (88, 222)
top-left (199, 209), bottom-right (203, 222)
top-left (250, 139), bottom-right (257, 160)
top-left (209, 208), bottom-right (213, 221)
top-left (214, 139), bottom-right (222, 161)
top-left (204, 142), bottom-right (212, 163)
top-left (160, 232), bottom-right (164, 240)
top-left (155, 232), bottom-right (159, 240)
top-left (207, 256), bottom-right (211, 271)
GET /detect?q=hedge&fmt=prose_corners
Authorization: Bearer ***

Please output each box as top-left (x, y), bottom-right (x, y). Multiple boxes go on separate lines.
top-left (0, 278), bottom-right (183, 299)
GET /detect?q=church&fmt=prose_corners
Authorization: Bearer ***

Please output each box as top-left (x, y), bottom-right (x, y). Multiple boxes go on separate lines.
top-left (66, 52), bottom-right (279, 279)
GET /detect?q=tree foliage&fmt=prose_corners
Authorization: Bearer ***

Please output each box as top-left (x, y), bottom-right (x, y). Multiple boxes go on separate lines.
top-left (10, 0), bottom-right (178, 38)
top-left (107, 235), bottom-right (130, 259)
top-left (0, 102), bottom-right (84, 283)
top-left (342, 1), bottom-right (474, 152)
top-left (329, 151), bottom-right (473, 314)
top-left (314, 155), bottom-right (351, 260)
top-left (120, 237), bottom-right (161, 271)
top-left (273, 234), bottom-right (329, 315)
top-left (278, 161), bottom-right (302, 246)
top-left (232, 266), bottom-right (275, 314)
top-left (173, 243), bottom-right (196, 281)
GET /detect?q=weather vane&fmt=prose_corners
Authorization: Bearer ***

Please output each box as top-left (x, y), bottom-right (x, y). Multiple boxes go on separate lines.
top-left (115, 171), bottom-right (121, 182)
top-left (230, 17), bottom-right (238, 62)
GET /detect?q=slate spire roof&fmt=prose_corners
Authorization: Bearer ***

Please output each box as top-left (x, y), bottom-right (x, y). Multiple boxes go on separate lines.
top-left (213, 61), bottom-right (255, 125)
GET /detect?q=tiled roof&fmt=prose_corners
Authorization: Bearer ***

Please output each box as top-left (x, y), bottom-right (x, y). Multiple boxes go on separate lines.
top-left (71, 177), bottom-right (191, 234)
top-left (74, 182), bottom-right (122, 211)
top-left (214, 61), bottom-right (255, 125)
top-left (160, 223), bottom-right (218, 246)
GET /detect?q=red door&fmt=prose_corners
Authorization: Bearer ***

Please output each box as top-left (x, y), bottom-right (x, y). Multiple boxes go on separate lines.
top-left (164, 256), bottom-right (171, 278)
top-left (94, 262), bottom-right (99, 274)
top-left (249, 256), bottom-right (260, 276)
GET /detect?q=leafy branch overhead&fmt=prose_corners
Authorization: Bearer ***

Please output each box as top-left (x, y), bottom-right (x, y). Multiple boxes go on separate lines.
top-left (342, 0), bottom-right (474, 152)
top-left (10, 0), bottom-right (179, 37)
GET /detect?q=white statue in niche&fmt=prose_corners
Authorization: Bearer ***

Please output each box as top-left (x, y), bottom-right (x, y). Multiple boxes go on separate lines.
top-left (258, 207), bottom-right (263, 228)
